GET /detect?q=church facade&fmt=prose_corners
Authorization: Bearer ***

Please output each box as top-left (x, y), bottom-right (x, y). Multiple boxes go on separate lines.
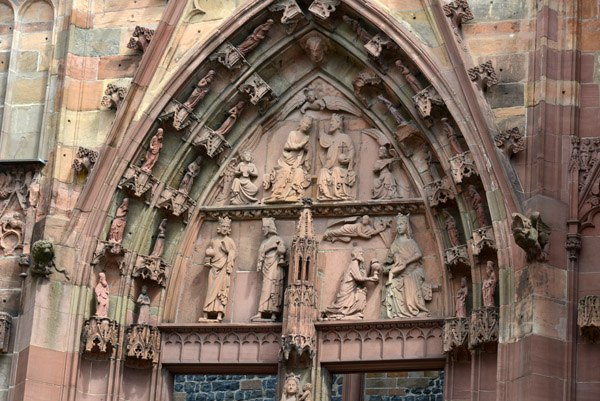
top-left (0, 0), bottom-right (598, 400)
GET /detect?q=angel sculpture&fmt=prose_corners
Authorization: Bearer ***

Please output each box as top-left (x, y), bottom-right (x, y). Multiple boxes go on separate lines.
top-left (323, 215), bottom-right (392, 245)
top-left (279, 87), bottom-right (361, 120)
top-left (511, 212), bottom-right (551, 262)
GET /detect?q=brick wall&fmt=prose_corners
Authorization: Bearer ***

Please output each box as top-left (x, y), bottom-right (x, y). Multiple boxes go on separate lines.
top-left (174, 374), bottom-right (278, 401)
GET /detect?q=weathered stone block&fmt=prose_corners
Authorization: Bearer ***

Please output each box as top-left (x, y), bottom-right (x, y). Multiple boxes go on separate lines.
top-left (12, 77), bottom-right (47, 104)
top-left (69, 27), bottom-right (121, 57)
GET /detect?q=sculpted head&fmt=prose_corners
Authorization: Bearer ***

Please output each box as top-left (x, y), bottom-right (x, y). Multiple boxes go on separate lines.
top-left (99, 272), bottom-right (107, 285)
top-left (284, 374), bottom-right (300, 396)
top-left (299, 115), bottom-right (313, 132)
top-left (395, 213), bottom-right (413, 238)
top-left (217, 216), bottom-right (232, 236)
top-left (156, 128), bottom-right (163, 139)
top-left (352, 247), bottom-right (365, 262)
top-left (361, 215), bottom-right (370, 225)
top-left (378, 146), bottom-right (389, 159)
top-left (461, 277), bottom-right (467, 287)
top-left (486, 260), bottom-right (495, 275)
top-left (242, 151), bottom-right (254, 163)
top-left (306, 36), bottom-right (326, 64)
top-left (329, 114), bottom-right (343, 133)
top-left (262, 217), bottom-right (277, 237)
top-left (141, 285), bottom-right (148, 294)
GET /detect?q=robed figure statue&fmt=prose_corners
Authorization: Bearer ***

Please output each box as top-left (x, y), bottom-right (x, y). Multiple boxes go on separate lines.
top-left (382, 213), bottom-right (431, 318)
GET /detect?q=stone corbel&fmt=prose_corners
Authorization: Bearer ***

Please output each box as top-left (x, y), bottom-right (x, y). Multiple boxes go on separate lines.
top-left (566, 233), bottom-right (582, 261)
top-left (157, 185), bottom-right (196, 223)
top-left (81, 316), bottom-right (120, 360)
top-left (470, 225), bottom-right (496, 256)
top-left (468, 306), bottom-right (499, 349)
top-left (118, 165), bottom-right (160, 204)
top-left (494, 127), bottom-right (525, 158)
top-left (449, 151), bottom-right (477, 184)
top-left (468, 61), bottom-right (499, 91)
top-left (442, 317), bottom-right (469, 353)
top-left (133, 255), bottom-right (169, 287)
top-left (100, 84), bottom-right (127, 110)
top-left (0, 312), bottom-right (12, 353)
top-left (413, 86), bottom-right (444, 127)
top-left (578, 295), bottom-right (600, 343)
top-left (210, 42), bottom-right (245, 71)
top-left (125, 324), bottom-right (161, 368)
top-left (192, 127), bottom-right (231, 158)
top-left (72, 147), bottom-right (98, 174)
top-left (443, 245), bottom-right (470, 277)
top-left (238, 74), bottom-right (277, 114)
top-left (269, 0), bottom-right (303, 34)
top-left (127, 26), bottom-right (154, 52)
top-left (424, 176), bottom-right (455, 207)
top-left (308, 0), bottom-right (340, 20)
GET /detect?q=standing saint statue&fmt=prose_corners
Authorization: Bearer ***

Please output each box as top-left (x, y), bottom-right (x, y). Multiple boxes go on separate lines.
top-left (442, 118), bottom-right (463, 156)
top-left (136, 285), bottom-right (150, 324)
top-left (482, 261), bottom-right (497, 307)
top-left (140, 129), bottom-right (164, 173)
top-left (182, 70), bottom-right (216, 110)
top-left (230, 151), bottom-right (259, 205)
top-left (178, 156), bottom-right (203, 195)
top-left (442, 209), bottom-right (461, 248)
top-left (199, 216), bottom-right (236, 322)
top-left (372, 146), bottom-right (400, 200)
top-left (263, 115), bottom-right (312, 203)
top-left (251, 218), bottom-right (287, 322)
top-left (317, 114), bottom-right (356, 200)
top-left (108, 198), bottom-right (128, 244)
top-left (95, 272), bottom-right (109, 318)
top-left (214, 101), bottom-right (245, 137)
top-left (456, 277), bottom-right (468, 318)
top-left (321, 247), bottom-right (380, 320)
top-left (150, 218), bottom-right (168, 258)
top-left (382, 213), bottom-right (431, 318)
top-left (468, 185), bottom-right (489, 227)
top-left (237, 19), bottom-right (274, 56)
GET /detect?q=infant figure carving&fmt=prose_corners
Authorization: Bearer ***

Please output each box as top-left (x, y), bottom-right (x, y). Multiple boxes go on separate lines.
top-left (263, 116), bottom-right (312, 203)
top-left (136, 285), bottom-right (150, 325)
top-left (456, 277), bottom-right (468, 318)
top-left (317, 114), bottom-right (356, 200)
top-left (372, 146), bottom-right (401, 200)
top-left (199, 216), bottom-right (236, 322)
top-left (482, 261), bottom-right (496, 307)
top-left (108, 198), bottom-right (128, 244)
top-left (321, 247), bottom-right (379, 320)
top-left (95, 272), bottom-right (109, 318)
top-left (383, 213), bottom-right (432, 318)
top-left (251, 218), bottom-right (287, 322)
top-left (140, 129), bottom-right (164, 174)
top-left (230, 151), bottom-right (259, 205)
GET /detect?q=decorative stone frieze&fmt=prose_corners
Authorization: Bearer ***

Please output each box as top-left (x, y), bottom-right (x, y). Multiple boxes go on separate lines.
top-left (471, 225), bottom-right (496, 256)
top-left (413, 85), bottom-right (444, 126)
top-left (511, 212), bottom-right (551, 262)
top-left (127, 26), bottom-right (154, 52)
top-left (72, 147), bottom-right (98, 175)
top-left (30, 240), bottom-right (70, 280)
top-left (449, 151), bottom-right (477, 184)
top-left (157, 185), bottom-right (196, 223)
top-left (81, 316), bottom-right (119, 360)
top-left (100, 84), bottom-right (127, 110)
top-left (442, 317), bottom-right (469, 353)
top-left (133, 255), bottom-right (169, 287)
top-left (424, 176), bottom-right (455, 207)
top-left (238, 74), bottom-right (277, 114)
top-left (0, 312), bottom-right (12, 353)
top-left (308, 0), bottom-right (340, 20)
top-left (125, 324), bottom-right (161, 368)
top-left (578, 295), bottom-right (600, 343)
top-left (468, 307), bottom-right (499, 349)
top-left (494, 127), bottom-right (525, 158)
top-left (118, 165), bottom-right (159, 204)
top-left (468, 61), bottom-right (499, 91)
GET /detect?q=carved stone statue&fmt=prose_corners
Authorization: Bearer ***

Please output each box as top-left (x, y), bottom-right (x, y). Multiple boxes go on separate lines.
top-left (137, 285), bottom-right (151, 324)
top-left (442, 118), bottom-right (463, 156)
top-left (300, 34), bottom-right (332, 65)
top-left (300, 89), bottom-right (326, 113)
top-left (372, 146), bottom-right (400, 200)
top-left (323, 215), bottom-right (390, 243)
top-left (108, 198), bottom-right (128, 244)
top-left (178, 156), bottom-right (203, 195)
top-left (215, 101), bottom-right (245, 137)
top-left (183, 70), bottom-right (216, 110)
top-left (443, 209), bottom-right (461, 248)
top-left (317, 114), bottom-right (356, 200)
top-left (251, 218), bottom-right (287, 322)
top-left (281, 374), bottom-right (301, 401)
top-left (423, 144), bottom-right (441, 182)
top-left (342, 15), bottom-right (372, 43)
top-left (230, 151), bottom-right (259, 205)
top-left (482, 261), bottom-right (497, 307)
top-left (511, 212), bottom-right (551, 262)
top-left (321, 247), bottom-right (379, 320)
top-left (396, 61), bottom-right (423, 93)
top-left (140, 129), bottom-right (164, 173)
top-left (299, 383), bottom-right (312, 401)
top-left (456, 277), bottom-right (468, 318)
top-left (382, 213), bottom-right (431, 318)
top-left (237, 19), bottom-right (274, 56)
top-left (199, 216), bottom-right (236, 322)
top-left (467, 185), bottom-right (488, 227)
top-left (95, 272), bottom-right (109, 318)
top-left (150, 219), bottom-right (167, 258)
top-left (263, 115), bottom-right (312, 203)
